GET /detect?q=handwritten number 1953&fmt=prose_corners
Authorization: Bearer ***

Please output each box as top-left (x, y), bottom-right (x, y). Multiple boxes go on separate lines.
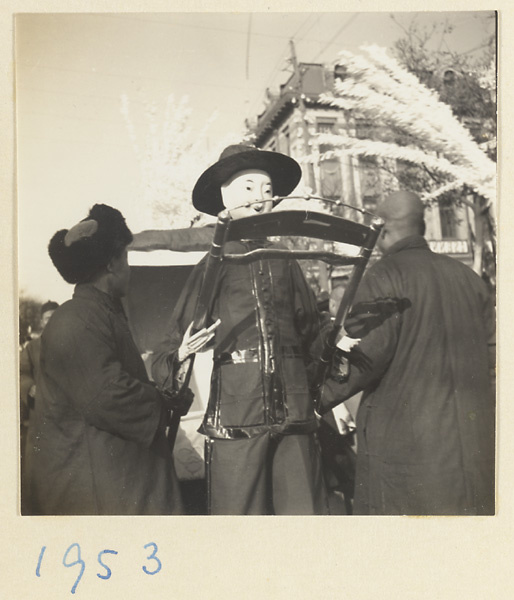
top-left (36, 543), bottom-right (161, 594)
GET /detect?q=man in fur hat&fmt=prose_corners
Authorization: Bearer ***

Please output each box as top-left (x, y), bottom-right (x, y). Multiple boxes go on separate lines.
top-left (320, 190), bottom-right (496, 515)
top-left (30, 204), bottom-right (185, 515)
top-left (152, 144), bottom-right (329, 515)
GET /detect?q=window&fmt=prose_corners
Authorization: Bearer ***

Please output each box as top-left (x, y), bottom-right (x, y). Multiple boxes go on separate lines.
top-left (439, 205), bottom-right (458, 239)
top-left (443, 69), bottom-right (456, 87)
top-left (362, 196), bottom-right (378, 226)
top-left (317, 119), bottom-right (336, 134)
top-left (358, 157), bottom-right (382, 224)
top-left (359, 156), bottom-right (381, 197)
top-left (319, 159), bottom-right (342, 200)
top-left (316, 118), bottom-right (337, 154)
top-left (355, 118), bottom-right (374, 140)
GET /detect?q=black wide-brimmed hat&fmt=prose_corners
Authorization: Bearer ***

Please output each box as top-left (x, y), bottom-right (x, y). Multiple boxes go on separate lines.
top-left (48, 204), bottom-right (133, 284)
top-left (192, 144), bottom-right (302, 216)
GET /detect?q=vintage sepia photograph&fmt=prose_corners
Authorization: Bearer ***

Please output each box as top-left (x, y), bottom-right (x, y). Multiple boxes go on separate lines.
top-left (16, 11), bottom-right (497, 521)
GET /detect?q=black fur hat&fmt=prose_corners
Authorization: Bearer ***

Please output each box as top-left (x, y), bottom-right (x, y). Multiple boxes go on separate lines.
top-left (48, 204), bottom-right (133, 284)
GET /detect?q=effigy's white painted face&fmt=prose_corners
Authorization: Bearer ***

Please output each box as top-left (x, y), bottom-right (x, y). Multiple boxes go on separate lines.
top-left (220, 169), bottom-right (273, 219)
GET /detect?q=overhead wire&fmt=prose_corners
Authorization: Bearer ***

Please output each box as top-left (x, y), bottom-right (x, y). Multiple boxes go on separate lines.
top-left (295, 14), bottom-right (321, 44)
top-left (244, 14), bottom-right (317, 122)
top-left (244, 42), bottom-right (289, 122)
top-left (245, 12), bottom-right (349, 123)
top-left (290, 13), bottom-right (317, 41)
top-left (99, 12), bottom-right (316, 41)
top-left (311, 13), bottom-right (360, 62)
top-left (17, 61), bottom-right (260, 91)
top-left (245, 14), bottom-right (252, 80)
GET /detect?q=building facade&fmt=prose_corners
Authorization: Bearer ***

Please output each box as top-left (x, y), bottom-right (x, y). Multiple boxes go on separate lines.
top-left (249, 62), bottom-right (474, 277)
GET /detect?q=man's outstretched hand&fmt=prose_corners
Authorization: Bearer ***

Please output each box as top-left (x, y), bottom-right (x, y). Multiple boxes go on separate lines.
top-left (177, 319), bottom-right (221, 362)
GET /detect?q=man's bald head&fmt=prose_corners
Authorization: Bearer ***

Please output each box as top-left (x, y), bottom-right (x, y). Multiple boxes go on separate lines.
top-left (377, 190), bottom-right (425, 223)
top-left (376, 191), bottom-right (426, 252)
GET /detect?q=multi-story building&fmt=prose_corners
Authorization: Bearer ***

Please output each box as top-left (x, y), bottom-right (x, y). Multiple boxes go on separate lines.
top-left (249, 61), bottom-right (474, 280)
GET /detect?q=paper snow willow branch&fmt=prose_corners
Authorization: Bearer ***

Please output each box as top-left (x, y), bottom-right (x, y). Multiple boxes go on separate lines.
top-left (333, 45), bottom-right (493, 172)
top-left (314, 133), bottom-right (495, 208)
top-left (319, 46), bottom-right (496, 215)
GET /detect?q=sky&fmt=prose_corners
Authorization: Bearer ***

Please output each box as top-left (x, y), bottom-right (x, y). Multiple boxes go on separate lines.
top-left (15, 11), bottom-right (496, 303)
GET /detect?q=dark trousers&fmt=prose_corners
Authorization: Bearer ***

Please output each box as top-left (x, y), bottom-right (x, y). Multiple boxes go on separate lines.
top-left (205, 431), bottom-right (329, 515)
top-left (317, 418), bottom-right (356, 515)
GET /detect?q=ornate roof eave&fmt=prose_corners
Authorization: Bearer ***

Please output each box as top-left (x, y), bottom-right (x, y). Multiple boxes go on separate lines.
top-left (253, 93), bottom-right (338, 146)
top-left (253, 90), bottom-right (296, 145)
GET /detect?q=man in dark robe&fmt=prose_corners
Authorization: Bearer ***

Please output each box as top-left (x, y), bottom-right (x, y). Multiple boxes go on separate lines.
top-left (320, 191), bottom-right (495, 515)
top-left (30, 204), bottom-right (185, 515)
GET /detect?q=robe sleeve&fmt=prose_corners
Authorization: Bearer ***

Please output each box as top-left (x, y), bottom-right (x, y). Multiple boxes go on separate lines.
top-left (151, 258), bottom-right (207, 388)
top-left (319, 263), bottom-right (402, 413)
top-left (43, 317), bottom-right (163, 448)
top-left (482, 288), bottom-right (496, 391)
